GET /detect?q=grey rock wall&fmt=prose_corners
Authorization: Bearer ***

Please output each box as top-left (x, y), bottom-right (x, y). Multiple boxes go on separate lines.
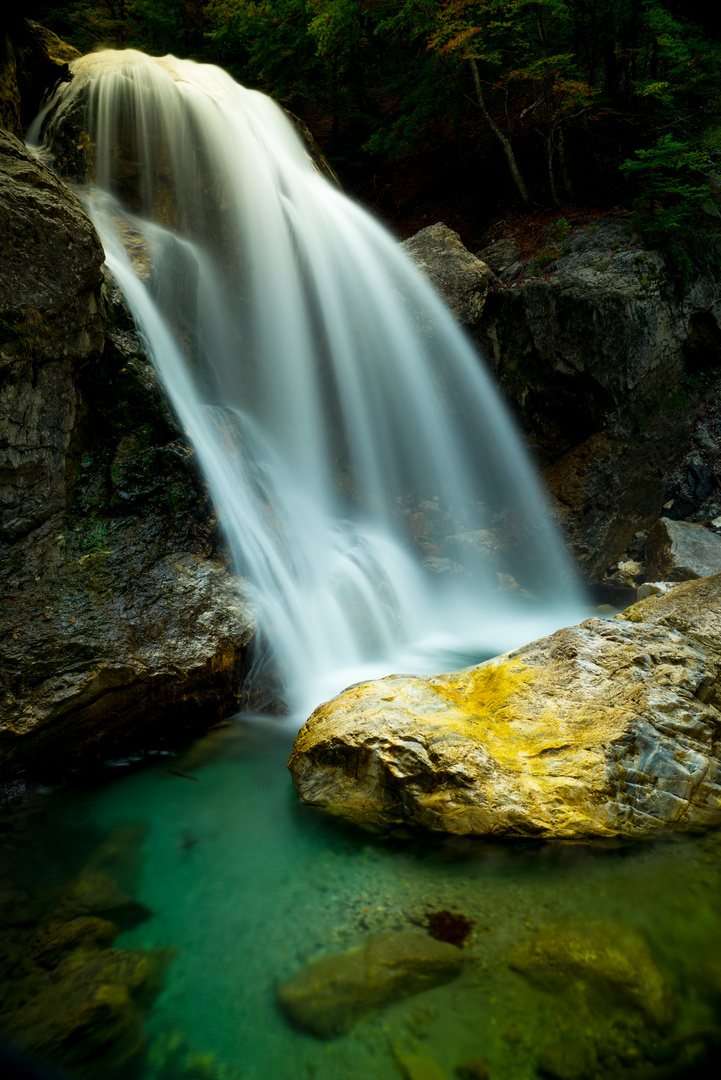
top-left (0, 128), bottom-right (105, 542)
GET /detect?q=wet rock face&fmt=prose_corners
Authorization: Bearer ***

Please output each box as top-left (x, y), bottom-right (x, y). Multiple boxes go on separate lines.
top-left (0, 306), bottom-right (257, 776)
top-left (409, 218), bottom-right (721, 578)
top-left (646, 516), bottom-right (721, 581)
top-left (0, 546), bottom-right (255, 777)
top-left (276, 930), bottom-right (462, 1038)
top-left (0, 33), bottom-right (22, 137)
top-left (476, 221), bottom-right (684, 466)
top-left (288, 575), bottom-right (721, 840)
top-left (0, 137), bottom-right (256, 779)
top-left (0, 128), bottom-right (105, 542)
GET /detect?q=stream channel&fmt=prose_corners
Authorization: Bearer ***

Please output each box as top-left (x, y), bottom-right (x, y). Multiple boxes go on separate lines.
top-left (3, 700), bottom-right (721, 1080)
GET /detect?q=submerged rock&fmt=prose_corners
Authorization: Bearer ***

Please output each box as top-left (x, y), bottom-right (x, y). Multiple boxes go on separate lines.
top-left (276, 930), bottom-right (462, 1038)
top-left (645, 517), bottom-right (721, 581)
top-left (30, 917), bottom-right (118, 968)
top-left (509, 921), bottom-right (674, 1029)
top-left (537, 1040), bottom-right (593, 1080)
top-left (0, 815), bottom-right (175, 1080)
top-left (5, 947), bottom-right (172, 1078)
top-left (289, 575), bottom-right (721, 839)
top-left (52, 872), bottom-right (151, 930)
top-left (395, 1053), bottom-right (451, 1080)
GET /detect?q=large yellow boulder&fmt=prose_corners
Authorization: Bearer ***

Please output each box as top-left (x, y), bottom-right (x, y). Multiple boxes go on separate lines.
top-left (289, 576), bottom-right (721, 839)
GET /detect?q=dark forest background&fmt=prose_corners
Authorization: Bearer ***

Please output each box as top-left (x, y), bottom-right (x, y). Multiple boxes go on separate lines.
top-left (9, 2), bottom-right (721, 260)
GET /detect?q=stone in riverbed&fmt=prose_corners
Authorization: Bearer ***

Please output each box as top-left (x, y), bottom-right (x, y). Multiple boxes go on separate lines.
top-left (508, 921), bottom-right (674, 1029)
top-left (395, 1053), bottom-right (450, 1080)
top-left (52, 872), bottom-right (151, 930)
top-left (4, 946), bottom-right (173, 1078)
top-left (276, 930), bottom-right (462, 1038)
top-left (538, 1041), bottom-right (592, 1080)
top-left (30, 916), bottom-right (118, 968)
top-left (288, 575), bottom-right (721, 840)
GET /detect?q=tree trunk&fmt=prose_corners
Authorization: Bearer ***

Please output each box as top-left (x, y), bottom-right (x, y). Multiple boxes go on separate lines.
top-left (469, 58), bottom-right (531, 208)
top-left (558, 123), bottom-right (575, 198)
top-left (547, 132), bottom-right (560, 207)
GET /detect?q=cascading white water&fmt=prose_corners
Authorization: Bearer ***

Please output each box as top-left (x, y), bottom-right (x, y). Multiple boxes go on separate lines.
top-left (38, 50), bottom-right (585, 713)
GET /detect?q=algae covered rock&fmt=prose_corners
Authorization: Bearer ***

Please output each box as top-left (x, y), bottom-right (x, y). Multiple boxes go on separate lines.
top-left (52, 872), bottom-right (151, 930)
top-left (395, 1053), bottom-right (451, 1080)
top-left (30, 916), bottom-right (118, 968)
top-left (276, 930), bottom-right (462, 1038)
top-left (5, 947), bottom-right (172, 1078)
top-left (508, 921), bottom-right (674, 1029)
top-left (289, 576), bottom-right (721, 839)
top-left (537, 1040), bottom-right (593, 1080)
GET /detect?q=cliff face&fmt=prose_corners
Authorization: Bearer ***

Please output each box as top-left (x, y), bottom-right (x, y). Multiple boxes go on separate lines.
top-left (405, 220), bottom-right (721, 581)
top-left (0, 128), bottom-right (105, 541)
top-left (0, 34), bottom-right (256, 784)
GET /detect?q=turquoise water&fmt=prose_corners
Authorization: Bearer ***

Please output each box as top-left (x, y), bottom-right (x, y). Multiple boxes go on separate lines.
top-left (36, 714), bottom-right (721, 1080)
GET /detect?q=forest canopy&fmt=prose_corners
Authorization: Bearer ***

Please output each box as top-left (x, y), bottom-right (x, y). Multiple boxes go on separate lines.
top-left (19, 2), bottom-right (721, 260)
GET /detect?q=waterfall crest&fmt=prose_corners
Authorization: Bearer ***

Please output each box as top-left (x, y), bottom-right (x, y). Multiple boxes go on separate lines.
top-left (40, 50), bottom-right (584, 712)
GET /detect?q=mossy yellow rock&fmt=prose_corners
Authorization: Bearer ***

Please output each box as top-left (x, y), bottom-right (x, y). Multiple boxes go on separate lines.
top-left (289, 576), bottom-right (721, 839)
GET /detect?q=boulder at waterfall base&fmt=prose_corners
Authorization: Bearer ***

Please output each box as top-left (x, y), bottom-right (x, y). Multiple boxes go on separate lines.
top-left (288, 576), bottom-right (721, 840)
top-left (645, 517), bottom-right (721, 581)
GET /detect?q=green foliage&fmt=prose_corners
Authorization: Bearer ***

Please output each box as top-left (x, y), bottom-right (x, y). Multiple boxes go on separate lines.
top-left (0, 307), bottom-right (50, 355)
top-left (67, 514), bottom-right (112, 556)
top-left (528, 246), bottom-right (561, 276)
top-left (621, 134), bottom-right (720, 283)
top-left (32, 1), bottom-right (721, 213)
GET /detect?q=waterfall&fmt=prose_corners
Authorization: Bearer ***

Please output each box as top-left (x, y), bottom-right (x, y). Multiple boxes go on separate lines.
top-left (38, 50), bottom-right (584, 713)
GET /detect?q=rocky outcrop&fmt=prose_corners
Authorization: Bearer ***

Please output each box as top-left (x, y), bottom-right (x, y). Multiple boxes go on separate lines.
top-left (276, 930), bottom-right (462, 1038)
top-left (1, 60), bottom-right (256, 781)
top-left (0, 272), bottom-right (256, 779)
top-left (0, 32), bottom-right (21, 137)
top-left (0, 127), bottom-right (105, 541)
top-left (0, 20), bottom-right (80, 137)
top-left (409, 217), bottom-right (721, 579)
top-left (401, 223), bottom-right (493, 326)
top-left (288, 575), bottom-right (721, 840)
top-left (646, 517), bottom-right (721, 581)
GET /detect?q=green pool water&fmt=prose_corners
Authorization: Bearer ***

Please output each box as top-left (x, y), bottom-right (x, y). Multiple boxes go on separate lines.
top-left (10, 711), bottom-right (717, 1080)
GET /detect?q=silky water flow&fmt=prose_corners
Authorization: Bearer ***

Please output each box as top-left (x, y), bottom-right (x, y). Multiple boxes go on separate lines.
top-left (37, 48), bottom-right (584, 715)
top-left (13, 50), bottom-right (721, 1080)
